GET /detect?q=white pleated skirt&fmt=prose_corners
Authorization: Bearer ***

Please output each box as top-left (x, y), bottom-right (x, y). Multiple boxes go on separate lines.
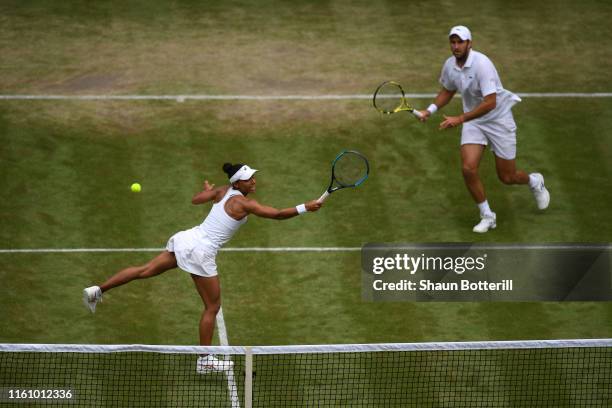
top-left (166, 227), bottom-right (219, 277)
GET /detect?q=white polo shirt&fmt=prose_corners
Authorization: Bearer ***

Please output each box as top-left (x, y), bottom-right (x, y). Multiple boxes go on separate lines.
top-left (439, 50), bottom-right (521, 122)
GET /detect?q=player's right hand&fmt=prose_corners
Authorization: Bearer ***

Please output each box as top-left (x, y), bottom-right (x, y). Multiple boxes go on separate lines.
top-left (418, 110), bottom-right (431, 122)
top-left (305, 200), bottom-right (323, 212)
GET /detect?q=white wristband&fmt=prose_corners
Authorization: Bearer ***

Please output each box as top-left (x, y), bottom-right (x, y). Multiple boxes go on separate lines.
top-left (426, 103), bottom-right (438, 115)
top-left (296, 204), bottom-right (307, 214)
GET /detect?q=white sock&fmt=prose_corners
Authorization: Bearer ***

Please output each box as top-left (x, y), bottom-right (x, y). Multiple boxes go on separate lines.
top-left (477, 200), bottom-right (494, 217)
top-left (528, 173), bottom-right (539, 188)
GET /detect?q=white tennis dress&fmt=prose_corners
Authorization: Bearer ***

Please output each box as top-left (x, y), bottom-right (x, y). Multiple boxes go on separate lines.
top-left (166, 188), bottom-right (247, 277)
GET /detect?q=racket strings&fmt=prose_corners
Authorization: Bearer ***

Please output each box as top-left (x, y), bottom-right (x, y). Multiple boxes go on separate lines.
top-left (333, 153), bottom-right (369, 187)
top-left (374, 82), bottom-right (404, 113)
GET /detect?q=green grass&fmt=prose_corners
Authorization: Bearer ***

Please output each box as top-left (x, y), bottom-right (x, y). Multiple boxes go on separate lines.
top-left (0, 1), bottom-right (611, 406)
top-left (1, 1), bottom-right (612, 94)
top-left (1, 99), bottom-right (611, 248)
top-left (1, 98), bottom-right (611, 348)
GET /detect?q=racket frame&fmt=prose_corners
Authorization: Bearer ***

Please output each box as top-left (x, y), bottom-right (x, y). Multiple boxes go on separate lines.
top-left (318, 150), bottom-right (369, 202)
top-left (373, 81), bottom-right (423, 119)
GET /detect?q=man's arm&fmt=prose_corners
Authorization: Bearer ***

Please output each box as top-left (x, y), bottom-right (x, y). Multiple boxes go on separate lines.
top-left (241, 199), bottom-right (322, 220)
top-left (439, 93), bottom-right (496, 129)
top-left (418, 87), bottom-right (456, 122)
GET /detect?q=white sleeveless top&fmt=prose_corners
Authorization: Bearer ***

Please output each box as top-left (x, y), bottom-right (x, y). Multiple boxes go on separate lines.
top-left (197, 187), bottom-right (247, 249)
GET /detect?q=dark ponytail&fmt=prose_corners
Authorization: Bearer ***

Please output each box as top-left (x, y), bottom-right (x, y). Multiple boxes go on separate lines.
top-left (222, 162), bottom-right (244, 180)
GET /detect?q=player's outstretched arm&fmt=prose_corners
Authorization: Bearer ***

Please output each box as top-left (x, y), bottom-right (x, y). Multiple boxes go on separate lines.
top-left (191, 180), bottom-right (225, 204)
top-left (242, 198), bottom-right (322, 220)
top-left (418, 88), bottom-right (456, 122)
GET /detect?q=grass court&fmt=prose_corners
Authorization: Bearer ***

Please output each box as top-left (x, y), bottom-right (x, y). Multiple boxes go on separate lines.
top-left (1, 0), bottom-right (611, 383)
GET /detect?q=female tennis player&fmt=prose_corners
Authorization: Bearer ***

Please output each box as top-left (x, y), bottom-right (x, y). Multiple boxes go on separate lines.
top-left (83, 163), bottom-right (322, 372)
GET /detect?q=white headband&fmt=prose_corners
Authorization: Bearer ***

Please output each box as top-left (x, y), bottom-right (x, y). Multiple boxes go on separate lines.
top-left (229, 165), bottom-right (258, 183)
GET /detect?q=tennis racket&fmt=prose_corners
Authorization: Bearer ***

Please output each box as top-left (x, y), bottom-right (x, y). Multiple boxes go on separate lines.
top-left (373, 81), bottom-right (423, 119)
top-left (318, 150), bottom-right (369, 203)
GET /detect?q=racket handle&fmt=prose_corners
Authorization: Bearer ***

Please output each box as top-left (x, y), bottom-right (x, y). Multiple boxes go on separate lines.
top-left (412, 110), bottom-right (423, 119)
top-left (318, 191), bottom-right (330, 203)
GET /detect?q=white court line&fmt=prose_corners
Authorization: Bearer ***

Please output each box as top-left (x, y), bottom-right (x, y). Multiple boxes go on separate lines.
top-left (0, 245), bottom-right (608, 254)
top-left (0, 243), bottom-right (612, 254)
top-left (216, 307), bottom-right (240, 408)
top-left (1, 92), bottom-right (612, 101)
top-left (0, 94), bottom-right (383, 100)
top-left (0, 247), bottom-right (361, 253)
top-left (217, 308), bottom-right (230, 347)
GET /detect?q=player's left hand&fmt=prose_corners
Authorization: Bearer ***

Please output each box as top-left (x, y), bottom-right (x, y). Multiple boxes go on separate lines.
top-left (439, 114), bottom-right (464, 130)
top-left (203, 180), bottom-right (215, 191)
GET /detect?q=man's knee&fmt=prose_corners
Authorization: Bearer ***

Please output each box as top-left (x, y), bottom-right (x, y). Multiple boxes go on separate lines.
top-left (462, 164), bottom-right (479, 179)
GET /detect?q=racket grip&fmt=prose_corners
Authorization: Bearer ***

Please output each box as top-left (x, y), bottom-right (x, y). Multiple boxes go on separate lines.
top-left (412, 110), bottom-right (423, 119)
top-left (318, 191), bottom-right (330, 203)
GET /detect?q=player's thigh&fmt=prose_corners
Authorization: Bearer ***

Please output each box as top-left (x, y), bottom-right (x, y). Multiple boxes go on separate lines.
top-left (146, 251), bottom-right (178, 276)
top-left (191, 275), bottom-right (221, 309)
top-left (494, 155), bottom-right (518, 180)
top-left (461, 143), bottom-right (486, 170)
top-left (460, 122), bottom-right (487, 168)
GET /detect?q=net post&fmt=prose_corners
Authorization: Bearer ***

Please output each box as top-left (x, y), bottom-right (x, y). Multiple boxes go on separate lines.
top-left (244, 346), bottom-right (253, 408)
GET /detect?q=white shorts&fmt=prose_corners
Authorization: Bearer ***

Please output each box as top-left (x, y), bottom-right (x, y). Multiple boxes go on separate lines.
top-left (166, 227), bottom-right (219, 277)
top-left (461, 115), bottom-right (517, 160)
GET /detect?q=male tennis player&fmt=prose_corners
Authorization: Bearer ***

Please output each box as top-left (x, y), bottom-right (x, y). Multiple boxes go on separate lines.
top-left (83, 163), bottom-right (322, 372)
top-left (418, 25), bottom-right (550, 233)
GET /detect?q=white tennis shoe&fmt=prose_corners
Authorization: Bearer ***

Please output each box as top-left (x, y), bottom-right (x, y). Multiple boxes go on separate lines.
top-left (529, 173), bottom-right (550, 210)
top-left (196, 355), bottom-right (234, 374)
top-left (473, 213), bottom-right (496, 233)
top-left (83, 286), bottom-right (102, 313)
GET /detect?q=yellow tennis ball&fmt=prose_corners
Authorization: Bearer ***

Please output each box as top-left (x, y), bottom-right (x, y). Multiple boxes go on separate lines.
top-left (130, 183), bottom-right (141, 193)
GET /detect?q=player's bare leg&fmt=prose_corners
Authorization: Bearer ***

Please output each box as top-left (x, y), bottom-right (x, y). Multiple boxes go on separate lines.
top-left (191, 274), bottom-right (232, 373)
top-left (99, 251), bottom-right (178, 293)
top-left (83, 251), bottom-right (177, 313)
top-left (461, 144), bottom-right (487, 203)
top-left (191, 274), bottom-right (221, 346)
top-left (494, 156), bottom-right (529, 185)
top-left (494, 155), bottom-right (550, 209)
top-left (461, 144), bottom-right (496, 232)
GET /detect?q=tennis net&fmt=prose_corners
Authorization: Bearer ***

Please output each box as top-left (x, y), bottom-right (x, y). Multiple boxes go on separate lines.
top-left (1, 339), bottom-right (611, 407)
